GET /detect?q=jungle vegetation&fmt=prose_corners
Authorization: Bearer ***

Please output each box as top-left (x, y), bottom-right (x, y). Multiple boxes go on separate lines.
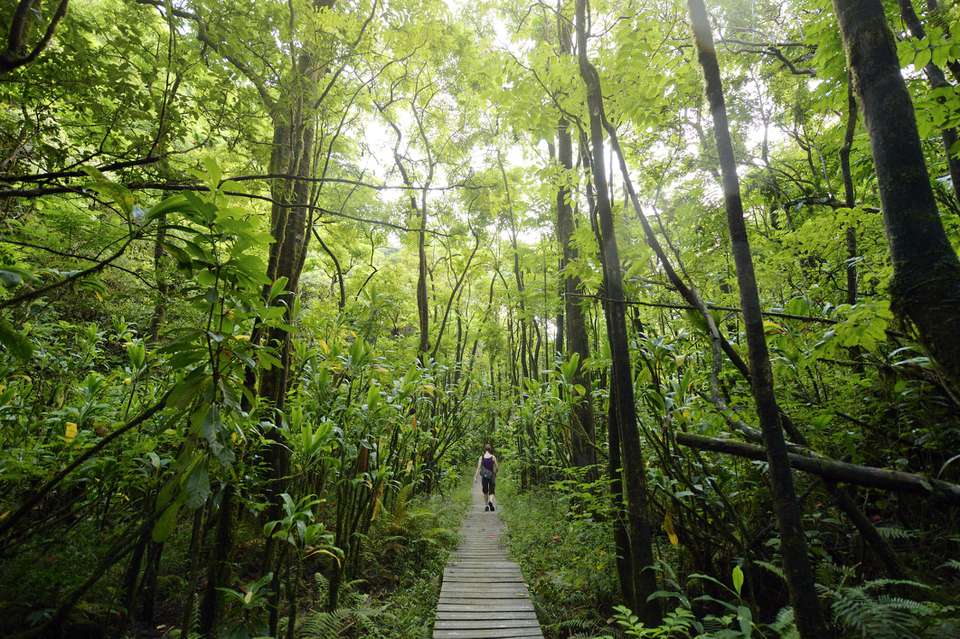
top-left (1, 0), bottom-right (960, 637)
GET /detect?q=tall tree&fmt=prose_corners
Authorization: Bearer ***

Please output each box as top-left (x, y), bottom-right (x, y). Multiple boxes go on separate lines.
top-left (833, 0), bottom-right (960, 389)
top-left (575, 0), bottom-right (659, 624)
top-left (555, 3), bottom-right (595, 470)
top-left (686, 0), bottom-right (829, 636)
top-left (896, 0), bottom-right (960, 198)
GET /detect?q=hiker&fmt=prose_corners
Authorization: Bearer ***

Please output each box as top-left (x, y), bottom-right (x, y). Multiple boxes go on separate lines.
top-left (473, 443), bottom-right (499, 511)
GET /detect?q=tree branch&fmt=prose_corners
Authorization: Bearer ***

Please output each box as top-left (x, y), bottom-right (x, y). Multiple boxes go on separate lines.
top-left (0, 0), bottom-right (69, 75)
top-left (676, 432), bottom-right (960, 504)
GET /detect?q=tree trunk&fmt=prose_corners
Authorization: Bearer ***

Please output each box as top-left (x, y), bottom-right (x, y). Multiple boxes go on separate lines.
top-left (896, 0), bottom-right (960, 199)
top-left (607, 379), bottom-right (635, 606)
top-left (833, 0), bottom-right (960, 388)
top-left (198, 485), bottom-right (235, 635)
top-left (557, 10), bottom-right (596, 470)
top-left (839, 80), bottom-right (859, 307)
top-left (686, 1), bottom-right (828, 635)
top-left (838, 79), bottom-right (866, 371)
top-left (139, 541), bottom-right (163, 623)
top-left (417, 208), bottom-right (429, 362)
top-left (179, 508), bottom-right (206, 636)
top-left (256, 83), bottom-right (319, 620)
top-left (576, 0), bottom-right (659, 624)
top-left (148, 213), bottom-right (169, 342)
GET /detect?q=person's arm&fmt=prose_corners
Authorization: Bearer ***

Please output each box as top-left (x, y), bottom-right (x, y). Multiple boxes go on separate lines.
top-left (473, 456), bottom-right (482, 482)
top-left (493, 455), bottom-right (499, 475)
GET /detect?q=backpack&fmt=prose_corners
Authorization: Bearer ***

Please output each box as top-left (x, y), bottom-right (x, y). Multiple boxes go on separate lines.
top-left (480, 455), bottom-right (495, 479)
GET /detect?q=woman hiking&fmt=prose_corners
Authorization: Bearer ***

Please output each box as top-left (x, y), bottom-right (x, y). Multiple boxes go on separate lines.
top-left (473, 443), bottom-right (499, 511)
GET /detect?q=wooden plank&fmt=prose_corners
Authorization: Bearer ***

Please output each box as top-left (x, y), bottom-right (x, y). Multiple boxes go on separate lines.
top-left (434, 630), bottom-right (543, 639)
top-left (444, 569), bottom-right (524, 575)
top-left (437, 603), bottom-right (536, 611)
top-left (439, 588), bottom-right (528, 596)
top-left (433, 487), bottom-right (544, 639)
top-left (439, 597), bottom-right (531, 605)
top-left (441, 583), bottom-right (528, 591)
top-left (435, 619), bottom-right (542, 630)
top-left (443, 576), bottom-right (525, 580)
top-left (435, 611), bottom-right (539, 621)
top-left (442, 577), bottom-right (527, 584)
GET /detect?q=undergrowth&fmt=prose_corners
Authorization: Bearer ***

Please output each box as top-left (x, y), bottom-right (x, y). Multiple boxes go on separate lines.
top-left (497, 472), bottom-right (620, 639)
top-left (295, 474), bottom-right (471, 639)
top-left (498, 471), bottom-right (960, 639)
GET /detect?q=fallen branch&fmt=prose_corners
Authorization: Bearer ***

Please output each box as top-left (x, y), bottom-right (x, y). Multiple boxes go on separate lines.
top-left (676, 432), bottom-right (960, 503)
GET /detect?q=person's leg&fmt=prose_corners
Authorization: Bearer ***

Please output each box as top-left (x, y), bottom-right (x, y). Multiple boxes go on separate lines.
top-left (482, 477), bottom-right (491, 509)
top-left (488, 478), bottom-right (496, 510)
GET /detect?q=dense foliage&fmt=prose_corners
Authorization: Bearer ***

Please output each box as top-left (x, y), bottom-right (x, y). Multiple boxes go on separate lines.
top-left (1, 0), bottom-right (960, 637)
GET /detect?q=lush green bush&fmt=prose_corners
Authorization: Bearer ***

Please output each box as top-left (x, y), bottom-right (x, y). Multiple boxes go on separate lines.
top-left (498, 472), bottom-right (620, 638)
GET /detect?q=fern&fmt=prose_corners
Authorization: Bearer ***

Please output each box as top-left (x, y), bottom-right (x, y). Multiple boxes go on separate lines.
top-left (768, 606), bottom-right (799, 639)
top-left (753, 560), bottom-right (785, 582)
top-left (875, 527), bottom-right (919, 541)
top-left (939, 559), bottom-right (960, 573)
top-left (824, 579), bottom-right (950, 639)
top-left (298, 603), bottom-right (382, 638)
top-left (553, 615), bottom-right (599, 635)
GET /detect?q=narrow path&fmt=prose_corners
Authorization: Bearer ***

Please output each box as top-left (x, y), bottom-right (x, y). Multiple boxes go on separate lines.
top-left (432, 485), bottom-right (544, 639)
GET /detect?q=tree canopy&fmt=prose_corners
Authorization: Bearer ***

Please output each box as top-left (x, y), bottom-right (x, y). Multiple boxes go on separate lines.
top-left (1, 0), bottom-right (960, 637)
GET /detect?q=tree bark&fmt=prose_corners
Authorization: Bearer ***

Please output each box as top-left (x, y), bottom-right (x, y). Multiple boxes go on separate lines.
top-left (834, 0), bottom-right (960, 388)
top-left (607, 379), bottom-right (636, 606)
top-left (556, 9), bottom-right (596, 470)
top-left (687, 1), bottom-right (828, 635)
top-left (0, 0), bottom-right (69, 75)
top-left (198, 485), bottom-right (234, 635)
top-left (839, 80), bottom-right (859, 307)
top-left (576, 0), bottom-right (659, 624)
top-left (259, 113), bottom-right (315, 559)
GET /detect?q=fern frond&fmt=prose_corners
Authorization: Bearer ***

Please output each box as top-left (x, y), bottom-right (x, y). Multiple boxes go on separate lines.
top-left (298, 603), bottom-right (383, 638)
top-left (939, 559), bottom-right (960, 573)
top-left (826, 580), bottom-right (938, 639)
top-left (754, 559), bottom-right (785, 582)
top-left (861, 579), bottom-right (930, 592)
top-left (875, 527), bottom-right (918, 541)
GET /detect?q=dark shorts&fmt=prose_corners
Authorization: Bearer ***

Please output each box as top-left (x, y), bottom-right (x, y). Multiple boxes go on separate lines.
top-left (482, 475), bottom-right (496, 495)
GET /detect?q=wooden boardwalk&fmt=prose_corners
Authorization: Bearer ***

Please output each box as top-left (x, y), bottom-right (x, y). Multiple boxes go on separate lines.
top-left (433, 486), bottom-right (544, 639)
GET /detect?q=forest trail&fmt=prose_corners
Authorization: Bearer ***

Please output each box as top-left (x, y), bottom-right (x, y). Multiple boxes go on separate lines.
top-left (432, 486), bottom-right (543, 639)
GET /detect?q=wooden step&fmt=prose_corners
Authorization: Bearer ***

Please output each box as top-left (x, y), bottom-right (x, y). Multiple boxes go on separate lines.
top-left (433, 487), bottom-right (544, 639)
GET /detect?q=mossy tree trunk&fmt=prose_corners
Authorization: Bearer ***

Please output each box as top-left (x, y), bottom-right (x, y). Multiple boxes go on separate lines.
top-left (834, 0), bottom-right (960, 389)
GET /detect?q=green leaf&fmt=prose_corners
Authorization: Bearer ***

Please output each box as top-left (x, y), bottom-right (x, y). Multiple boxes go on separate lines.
top-left (737, 605), bottom-right (753, 638)
top-left (152, 500), bottom-right (182, 543)
top-left (146, 194), bottom-right (192, 222)
top-left (732, 564), bottom-right (745, 596)
top-left (81, 166), bottom-right (135, 213)
top-left (183, 460), bottom-right (210, 509)
top-left (268, 276), bottom-right (289, 303)
top-left (201, 156), bottom-right (223, 188)
top-left (0, 318), bottom-right (33, 361)
top-left (0, 266), bottom-right (34, 288)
